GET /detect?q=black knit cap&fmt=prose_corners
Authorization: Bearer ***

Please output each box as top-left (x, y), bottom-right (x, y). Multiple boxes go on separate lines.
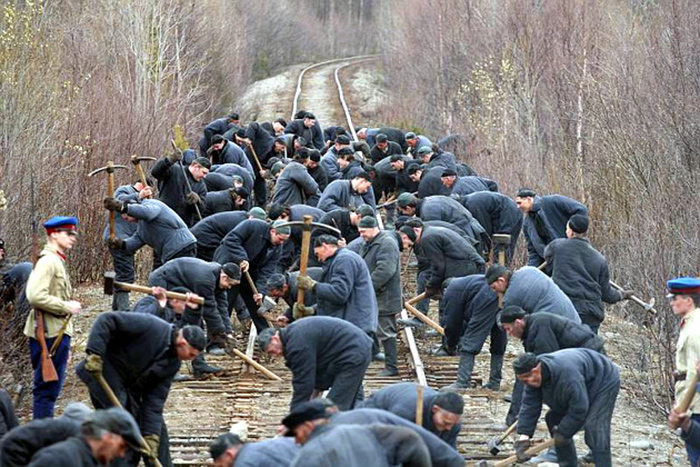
top-left (309, 151), bottom-right (321, 162)
top-left (513, 352), bottom-right (540, 375)
top-left (441, 168), bottom-right (457, 177)
top-left (222, 262), bottom-right (241, 281)
top-left (314, 234), bottom-right (340, 248)
top-left (338, 147), bottom-right (354, 156)
top-left (499, 305), bottom-right (527, 324)
top-left (233, 187), bottom-right (249, 198)
top-left (210, 433), bottom-right (243, 460)
top-left (358, 216), bottom-right (377, 228)
top-left (228, 113), bottom-right (239, 120)
top-left (274, 117), bottom-right (288, 127)
top-left (304, 112), bottom-right (316, 120)
top-left (211, 135), bottom-right (225, 145)
top-left (433, 391), bottom-right (464, 415)
top-left (235, 128), bottom-right (247, 138)
top-left (399, 226), bottom-right (417, 243)
top-left (356, 204), bottom-right (375, 218)
top-left (390, 154), bottom-right (403, 163)
top-left (193, 157), bottom-right (211, 169)
top-left (484, 264), bottom-right (508, 285)
top-left (407, 165), bottom-right (421, 175)
top-left (335, 135), bottom-right (351, 145)
top-left (267, 203), bottom-right (286, 220)
top-left (181, 325), bottom-right (206, 351)
top-left (516, 187), bottom-right (536, 198)
top-left (282, 401), bottom-right (330, 436)
top-left (353, 171), bottom-right (372, 182)
top-left (568, 214), bottom-right (589, 234)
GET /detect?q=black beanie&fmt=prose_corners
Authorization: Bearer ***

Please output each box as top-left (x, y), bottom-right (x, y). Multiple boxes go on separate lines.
top-left (484, 264), bottom-right (508, 285)
top-left (499, 305), bottom-right (527, 324)
top-left (513, 352), bottom-right (539, 375)
top-left (433, 391), bottom-right (464, 415)
top-left (399, 226), bottom-right (417, 243)
top-left (181, 326), bottom-right (206, 351)
top-left (568, 214), bottom-right (589, 234)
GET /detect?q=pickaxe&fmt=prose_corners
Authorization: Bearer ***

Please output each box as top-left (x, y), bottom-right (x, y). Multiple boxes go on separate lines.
top-left (170, 139), bottom-right (202, 221)
top-left (609, 280), bottom-right (657, 314)
top-left (103, 272), bottom-right (205, 305)
top-left (477, 438), bottom-right (555, 467)
top-left (88, 161), bottom-right (128, 240)
top-left (404, 302), bottom-right (444, 335)
top-left (492, 234), bottom-right (511, 307)
top-left (242, 270), bottom-right (276, 325)
top-left (130, 155), bottom-right (156, 196)
top-left (487, 420), bottom-right (517, 456)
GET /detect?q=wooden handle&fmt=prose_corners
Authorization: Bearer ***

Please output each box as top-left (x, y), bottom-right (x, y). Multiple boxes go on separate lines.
top-left (404, 303), bottom-right (444, 335)
top-left (113, 281), bottom-right (205, 305)
top-left (415, 384), bottom-right (424, 426)
top-left (676, 373), bottom-right (700, 413)
top-left (497, 420), bottom-right (518, 443)
top-left (231, 348), bottom-right (282, 381)
top-left (244, 271), bottom-right (259, 295)
top-left (296, 216), bottom-right (313, 309)
top-left (107, 163), bottom-right (115, 240)
top-left (406, 292), bottom-right (426, 305)
top-left (249, 144), bottom-right (264, 172)
top-left (494, 438), bottom-right (556, 467)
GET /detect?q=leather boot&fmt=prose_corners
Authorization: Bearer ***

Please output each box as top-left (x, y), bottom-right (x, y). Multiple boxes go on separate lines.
top-left (378, 338), bottom-right (399, 376)
top-left (440, 353), bottom-right (474, 391)
top-left (483, 353), bottom-right (504, 390)
top-left (191, 354), bottom-right (223, 379)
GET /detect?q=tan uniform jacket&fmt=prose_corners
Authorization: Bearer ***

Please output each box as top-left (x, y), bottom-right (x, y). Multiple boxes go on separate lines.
top-left (23, 244), bottom-right (73, 339)
top-left (675, 307), bottom-right (700, 414)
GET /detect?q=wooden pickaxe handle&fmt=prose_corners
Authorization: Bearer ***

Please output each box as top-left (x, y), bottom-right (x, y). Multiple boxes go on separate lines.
top-left (406, 292), bottom-right (426, 305)
top-left (244, 271), bottom-right (258, 295)
top-left (230, 348), bottom-right (282, 381)
top-left (415, 384), bottom-right (424, 426)
top-left (493, 438), bottom-right (556, 467)
top-left (90, 372), bottom-right (162, 467)
top-left (497, 420), bottom-right (518, 444)
top-left (404, 303), bottom-right (444, 335)
top-left (248, 143), bottom-right (264, 173)
top-left (675, 372), bottom-right (700, 413)
top-left (296, 216), bottom-right (313, 312)
top-left (113, 281), bottom-right (205, 305)
top-left (609, 280), bottom-right (657, 314)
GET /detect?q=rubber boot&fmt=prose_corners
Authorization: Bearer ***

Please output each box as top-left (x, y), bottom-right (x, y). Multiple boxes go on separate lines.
top-left (440, 353), bottom-right (474, 391)
top-left (378, 338), bottom-right (399, 376)
top-left (112, 291), bottom-right (130, 311)
top-left (483, 353), bottom-right (504, 390)
top-left (191, 354), bottom-right (223, 379)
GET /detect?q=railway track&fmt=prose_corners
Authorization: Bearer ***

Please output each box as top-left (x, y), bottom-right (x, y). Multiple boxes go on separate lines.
top-left (165, 56), bottom-right (515, 466)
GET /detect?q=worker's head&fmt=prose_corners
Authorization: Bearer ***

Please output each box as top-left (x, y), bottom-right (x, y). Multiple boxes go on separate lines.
top-left (281, 401), bottom-right (330, 445)
top-left (303, 112), bottom-right (316, 128)
top-left (270, 221), bottom-right (291, 246)
top-left (666, 277), bottom-right (700, 317)
top-left (514, 353), bottom-right (543, 387)
top-left (389, 154), bottom-right (404, 171)
top-left (273, 117), bottom-right (287, 134)
top-left (358, 216), bottom-right (380, 242)
top-left (498, 306), bottom-right (527, 339)
top-left (566, 214), bottom-right (589, 239)
top-left (209, 433), bottom-right (244, 467)
top-left (175, 326), bottom-right (206, 360)
top-left (408, 165), bottom-right (423, 183)
top-left (266, 274), bottom-right (290, 299)
top-left (396, 193), bottom-right (418, 216)
top-left (375, 133), bottom-right (389, 150)
top-left (440, 169), bottom-right (458, 188)
top-left (313, 235), bottom-right (340, 263)
top-left (257, 328), bottom-right (283, 357)
top-left (485, 264), bottom-right (510, 294)
top-left (405, 132), bottom-right (418, 148)
top-left (351, 172), bottom-right (373, 194)
top-left (416, 146), bottom-right (433, 164)
top-left (210, 135), bottom-right (226, 152)
top-left (431, 392), bottom-right (463, 432)
top-left (515, 188), bottom-right (536, 213)
top-left (335, 135), bottom-right (351, 150)
top-left (83, 408), bottom-right (141, 464)
top-left (189, 157), bottom-right (211, 181)
top-left (219, 263), bottom-right (242, 290)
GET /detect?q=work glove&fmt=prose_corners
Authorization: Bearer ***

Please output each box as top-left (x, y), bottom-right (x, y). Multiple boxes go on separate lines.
top-left (514, 439), bottom-right (531, 462)
top-left (186, 192), bottom-right (201, 205)
top-left (103, 197), bottom-right (126, 213)
top-left (296, 275), bottom-right (317, 291)
top-left (622, 290), bottom-right (635, 300)
top-left (424, 285), bottom-right (443, 300)
top-left (166, 151), bottom-right (182, 163)
top-left (143, 434), bottom-right (160, 460)
top-left (107, 238), bottom-right (125, 251)
top-left (85, 354), bottom-right (103, 375)
top-left (552, 426), bottom-right (569, 446)
top-left (292, 302), bottom-right (315, 319)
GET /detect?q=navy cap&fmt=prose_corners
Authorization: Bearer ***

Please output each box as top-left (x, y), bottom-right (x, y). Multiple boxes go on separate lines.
top-left (335, 135), bottom-right (351, 145)
top-left (405, 132), bottom-right (417, 139)
top-left (390, 154), bottom-right (403, 163)
top-left (281, 401), bottom-right (330, 435)
top-left (89, 408), bottom-right (142, 450)
top-left (44, 216), bottom-right (79, 235)
top-left (441, 169), bottom-right (457, 177)
top-left (667, 277), bottom-right (700, 298)
top-left (376, 133), bottom-right (388, 143)
top-left (181, 326), bottom-right (206, 351)
top-left (416, 146), bottom-right (432, 156)
top-left (567, 214), bottom-right (589, 234)
top-left (516, 187), bottom-right (537, 198)
top-left (338, 147), bottom-right (354, 156)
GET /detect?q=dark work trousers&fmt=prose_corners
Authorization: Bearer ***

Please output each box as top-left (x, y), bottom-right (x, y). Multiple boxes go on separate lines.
top-left (152, 244), bottom-right (197, 271)
top-left (110, 249), bottom-right (135, 311)
top-left (76, 361), bottom-right (173, 467)
top-left (415, 269), bottom-right (430, 314)
top-left (228, 280), bottom-right (268, 333)
top-left (544, 374), bottom-right (619, 467)
top-left (196, 245), bottom-right (216, 262)
top-left (579, 313), bottom-right (602, 335)
top-left (253, 171), bottom-right (267, 207)
top-left (328, 351), bottom-right (372, 411)
top-left (506, 379), bottom-right (524, 426)
top-left (29, 336), bottom-right (71, 419)
top-left (686, 414), bottom-right (700, 466)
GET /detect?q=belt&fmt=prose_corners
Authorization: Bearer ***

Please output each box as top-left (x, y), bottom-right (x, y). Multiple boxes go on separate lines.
top-left (674, 371), bottom-right (687, 382)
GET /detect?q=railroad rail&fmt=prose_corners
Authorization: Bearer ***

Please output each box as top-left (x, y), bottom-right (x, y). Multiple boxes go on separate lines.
top-left (166, 57), bottom-right (512, 466)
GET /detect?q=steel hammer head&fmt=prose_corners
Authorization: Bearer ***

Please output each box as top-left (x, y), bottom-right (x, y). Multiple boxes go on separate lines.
top-left (103, 271), bottom-right (116, 295)
top-left (257, 296), bottom-right (277, 315)
top-left (487, 436), bottom-right (502, 455)
top-left (492, 234), bottom-right (511, 245)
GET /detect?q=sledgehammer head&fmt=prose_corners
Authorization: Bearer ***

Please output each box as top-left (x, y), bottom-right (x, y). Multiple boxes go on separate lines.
top-left (487, 436), bottom-right (502, 456)
top-left (103, 271), bottom-right (116, 295)
top-left (492, 234), bottom-right (511, 246)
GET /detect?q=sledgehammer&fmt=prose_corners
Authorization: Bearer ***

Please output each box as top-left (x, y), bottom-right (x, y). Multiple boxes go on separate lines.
top-left (487, 420), bottom-right (517, 455)
top-left (477, 438), bottom-right (555, 467)
top-left (103, 272), bottom-right (205, 305)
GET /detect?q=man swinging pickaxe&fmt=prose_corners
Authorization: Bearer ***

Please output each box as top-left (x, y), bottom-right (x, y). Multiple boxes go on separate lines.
top-left (131, 155), bottom-right (156, 197)
top-left (89, 161), bottom-right (129, 240)
top-left (271, 216), bottom-right (340, 319)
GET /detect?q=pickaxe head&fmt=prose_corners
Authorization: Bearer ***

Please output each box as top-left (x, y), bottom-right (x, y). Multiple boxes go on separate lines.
top-left (257, 296), bottom-right (277, 315)
top-left (103, 271), bottom-right (116, 295)
top-left (492, 234), bottom-right (511, 246)
top-left (88, 161), bottom-right (129, 177)
top-left (130, 155), bottom-right (157, 165)
top-left (273, 221), bottom-right (341, 236)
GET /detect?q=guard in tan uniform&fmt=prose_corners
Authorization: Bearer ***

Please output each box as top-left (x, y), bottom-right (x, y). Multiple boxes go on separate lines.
top-left (24, 216), bottom-right (82, 418)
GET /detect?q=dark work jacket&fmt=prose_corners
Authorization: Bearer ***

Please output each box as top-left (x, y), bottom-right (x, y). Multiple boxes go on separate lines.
top-left (523, 195), bottom-right (588, 266)
top-left (502, 266), bottom-right (581, 324)
top-left (102, 184), bottom-right (139, 241)
top-left (318, 180), bottom-right (376, 212)
top-left (202, 117), bottom-right (233, 143)
top-left (370, 141), bottom-right (403, 164)
top-left (315, 248), bottom-right (378, 333)
top-left (443, 275), bottom-right (498, 351)
top-left (190, 211), bottom-right (248, 260)
top-left (417, 196), bottom-right (487, 250)
top-left (284, 119), bottom-right (324, 150)
top-left (212, 163), bottom-right (255, 193)
top-left (426, 151), bottom-right (458, 172)
top-left (317, 209), bottom-right (358, 243)
top-left (417, 226), bottom-right (485, 288)
top-left (213, 219), bottom-right (281, 294)
top-left (522, 312), bottom-right (605, 355)
top-left (245, 122), bottom-right (276, 167)
top-left (281, 316), bottom-right (372, 409)
top-left (290, 423), bottom-right (431, 467)
top-left (151, 158), bottom-right (207, 227)
top-left (0, 389), bottom-right (17, 439)
top-left (235, 437), bottom-right (299, 467)
top-left (308, 164), bottom-right (329, 191)
top-left (321, 148), bottom-right (341, 182)
top-left (395, 160), bottom-right (421, 194)
top-left (360, 231), bottom-right (402, 315)
top-left (123, 199), bottom-right (196, 262)
top-left (360, 382), bottom-right (462, 448)
top-left (133, 295), bottom-right (182, 325)
top-left (149, 258), bottom-right (227, 334)
top-left (79, 312), bottom-right (180, 436)
top-left (417, 166), bottom-right (451, 199)
top-left (203, 189), bottom-right (242, 216)
top-left (369, 127), bottom-right (407, 152)
top-left (518, 349), bottom-right (620, 438)
top-left (323, 126), bottom-right (344, 143)
top-left (27, 437), bottom-right (96, 467)
top-left (281, 268), bottom-right (324, 323)
top-left (451, 176), bottom-right (499, 196)
top-left (1, 417), bottom-right (80, 467)
top-left (203, 172), bottom-right (233, 192)
top-left (331, 408), bottom-right (464, 467)
top-left (209, 140), bottom-right (254, 174)
top-left (544, 237), bottom-right (623, 323)
top-left (460, 191), bottom-right (521, 237)
top-left (272, 161), bottom-right (321, 206)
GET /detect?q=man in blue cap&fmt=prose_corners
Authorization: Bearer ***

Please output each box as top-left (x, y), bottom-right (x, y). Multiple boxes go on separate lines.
top-left (23, 216), bottom-right (82, 419)
top-left (668, 276), bottom-right (700, 465)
